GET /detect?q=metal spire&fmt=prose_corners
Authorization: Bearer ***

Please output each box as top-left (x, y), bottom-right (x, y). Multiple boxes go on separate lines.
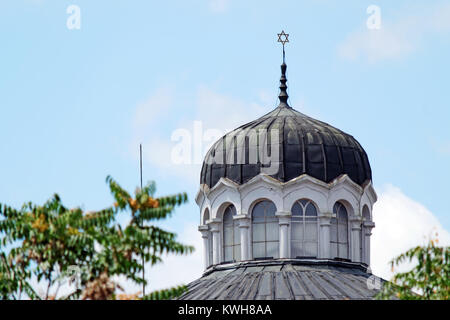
top-left (277, 30), bottom-right (290, 108)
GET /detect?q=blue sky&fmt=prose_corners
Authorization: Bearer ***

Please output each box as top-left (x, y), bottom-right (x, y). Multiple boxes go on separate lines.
top-left (1, 0), bottom-right (450, 290)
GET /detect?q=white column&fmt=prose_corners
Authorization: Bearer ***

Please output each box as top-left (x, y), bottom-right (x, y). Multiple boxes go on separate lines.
top-left (363, 221), bottom-right (375, 266)
top-left (209, 221), bottom-right (221, 265)
top-left (235, 216), bottom-right (251, 261)
top-left (319, 213), bottom-right (332, 259)
top-left (198, 225), bottom-right (210, 269)
top-left (349, 217), bottom-right (362, 262)
top-left (276, 212), bottom-right (291, 259)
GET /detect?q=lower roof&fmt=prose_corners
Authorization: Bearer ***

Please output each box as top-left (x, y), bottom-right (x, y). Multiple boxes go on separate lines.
top-left (179, 259), bottom-right (385, 300)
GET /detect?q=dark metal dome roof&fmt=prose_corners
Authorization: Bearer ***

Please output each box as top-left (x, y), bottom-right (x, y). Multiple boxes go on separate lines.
top-left (200, 64), bottom-right (372, 188)
top-left (179, 260), bottom-right (384, 300)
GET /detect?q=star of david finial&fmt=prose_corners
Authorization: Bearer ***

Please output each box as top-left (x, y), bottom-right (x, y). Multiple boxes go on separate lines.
top-left (277, 30), bottom-right (289, 63)
top-left (277, 30), bottom-right (289, 46)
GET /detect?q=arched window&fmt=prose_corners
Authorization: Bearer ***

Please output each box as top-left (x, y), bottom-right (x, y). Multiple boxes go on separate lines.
top-left (291, 199), bottom-right (318, 258)
top-left (361, 206), bottom-right (370, 263)
top-left (252, 200), bottom-right (278, 259)
top-left (203, 209), bottom-right (210, 225)
top-left (223, 205), bottom-right (240, 262)
top-left (331, 202), bottom-right (349, 259)
top-left (203, 209), bottom-right (213, 266)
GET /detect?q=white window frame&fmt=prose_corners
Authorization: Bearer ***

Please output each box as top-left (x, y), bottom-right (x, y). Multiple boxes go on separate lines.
top-left (331, 202), bottom-right (349, 260)
top-left (290, 199), bottom-right (319, 258)
top-left (222, 205), bottom-right (240, 262)
top-left (251, 200), bottom-right (279, 259)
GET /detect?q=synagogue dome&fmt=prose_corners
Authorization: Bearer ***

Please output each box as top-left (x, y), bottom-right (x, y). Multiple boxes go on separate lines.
top-left (201, 63), bottom-right (372, 189)
top-left (189, 32), bottom-right (380, 300)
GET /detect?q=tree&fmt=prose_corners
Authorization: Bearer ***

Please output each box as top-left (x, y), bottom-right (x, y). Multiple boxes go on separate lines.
top-left (377, 236), bottom-right (449, 300)
top-left (0, 176), bottom-right (194, 300)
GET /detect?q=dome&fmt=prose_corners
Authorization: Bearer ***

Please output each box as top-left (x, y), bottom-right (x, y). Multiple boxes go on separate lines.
top-left (200, 63), bottom-right (372, 189)
top-left (193, 37), bottom-right (380, 301)
top-left (179, 259), bottom-right (384, 300)
top-left (192, 36), bottom-right (383, 300)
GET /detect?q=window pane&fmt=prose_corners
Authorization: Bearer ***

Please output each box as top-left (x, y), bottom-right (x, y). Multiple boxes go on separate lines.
top-left (291, 222), bottom-right (303, 241)
top-left (253, 223), bottom-right (265, 242)
top-left (224, 226), bottom-right (233, 246)
top-left (359, 229), bottom-right (363, 261)
top-left (291, 241), bottom-right (302, 258)
top-left (337, 204), bottom-right (348, 221)
top-left (208, 235), bottom-right (213, 266)
top-left (305, 203), bottom-right (317, 216)
top-left (299, 199), bottom-right (309, 207)
top-left (267, 242), bottom-right (279, 259)
top-left (253, 242), bottom-right (265, 259)
top-left (362, 206), bottom-right (370, 221)
top-left (224, 246), bottom-right (233, 262)
top-left (266, 221), bottom-right (279, 241)
top-left (331, 243), bottom-right (338, 258)
top-left (338, 222), bottom-right (348, 243)
top-left (305, 222), bottom-right (317, 241)
top-left (333, 203), bottom-right (339, 214)
top-left (223, 208), bottom-right (233, 223)
top-left (304, 242), bottom-right (317, 257)
top-left (265, 202), bottom-right (277, 217)
top-left (338, 243), bottom-right (348, 259)
top-left (338, 209), bottom-right (347, 221)
top-left (292, 202), bottom-right (302, 216)
top-left (252, 203), bottom-right (265, 222)
top-left (203, 210), bottom-right (210, 224)
top-left (330, 219), bottom-right (338, 242)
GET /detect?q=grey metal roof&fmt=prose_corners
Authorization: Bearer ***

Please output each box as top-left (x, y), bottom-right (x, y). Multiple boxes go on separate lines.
top-left (179, 259), bottom-right (385, 300)
top-left (200, 63), bottom-right (372, 189)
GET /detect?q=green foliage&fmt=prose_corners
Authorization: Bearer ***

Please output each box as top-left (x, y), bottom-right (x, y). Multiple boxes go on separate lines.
top-left (0, 176), bottom-right (194, 300)
top-left (142, 285), bottom-right (188, 300)
top-left (377, 238), bottom-right (450, 300)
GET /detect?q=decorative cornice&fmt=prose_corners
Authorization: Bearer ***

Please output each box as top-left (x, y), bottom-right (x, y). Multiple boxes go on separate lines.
top-left (198, 173), bottom-right (377, 202)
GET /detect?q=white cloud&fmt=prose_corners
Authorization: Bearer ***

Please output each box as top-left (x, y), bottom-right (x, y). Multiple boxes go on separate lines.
top-left (338, 24), bottom-right (416, 62)
top-left (195, 86), bottom-right (265, 133)
top-left (430, 4), bottom-right (450, 32)
top-left (130, 87), bottom-right (201, 182)
top-left (371, 184), bottom-right (450, 281)
top-left (133, 87), bottom-right (173, 129)
top-left (131, 86), bottom-right (267, 183)
top-left (338, 3), bottom-right (450, 62)
top-left (145, 222), bottom-right (203, 291)
top-left (208, 0), bottom-right (231, 14)
top-left (430, 138), bottom-right (450, 156)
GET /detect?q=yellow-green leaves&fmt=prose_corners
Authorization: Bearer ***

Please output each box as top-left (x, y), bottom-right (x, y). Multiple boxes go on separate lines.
top-left (377, 238), bottom-right (450, 300)
top-left (0, 176), bottom-right (193, 300)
